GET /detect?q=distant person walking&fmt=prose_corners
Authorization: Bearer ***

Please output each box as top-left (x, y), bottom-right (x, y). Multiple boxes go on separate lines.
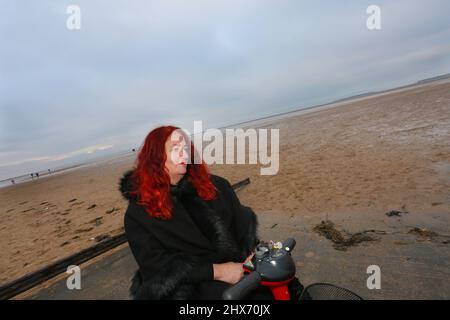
top-left (31, 173), bottom-right (34, 179)
top-left (11, 179), bottom-right (15, 185)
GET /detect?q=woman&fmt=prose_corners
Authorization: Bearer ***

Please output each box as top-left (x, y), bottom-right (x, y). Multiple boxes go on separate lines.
top-left (120, 125), bottom-right (272, 300)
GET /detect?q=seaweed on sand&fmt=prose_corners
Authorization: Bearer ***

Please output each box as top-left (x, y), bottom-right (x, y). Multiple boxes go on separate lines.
top-left (408, 227), bottom-right (438, 239)
top-left (313, 220), bottom-right (384, 251)
top-left (408, 227), bottom-right (450, 244)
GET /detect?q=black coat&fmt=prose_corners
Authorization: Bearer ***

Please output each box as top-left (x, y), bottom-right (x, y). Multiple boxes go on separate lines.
top-left (119, 171), bottom-right (261, 300)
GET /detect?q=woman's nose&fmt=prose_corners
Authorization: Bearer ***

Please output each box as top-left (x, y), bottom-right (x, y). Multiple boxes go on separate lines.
top-left (181, 149), bottom-right (189, 161)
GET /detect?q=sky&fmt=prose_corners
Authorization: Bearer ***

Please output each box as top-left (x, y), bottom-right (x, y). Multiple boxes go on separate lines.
top-left (1, 0), bottom-right (450, 180)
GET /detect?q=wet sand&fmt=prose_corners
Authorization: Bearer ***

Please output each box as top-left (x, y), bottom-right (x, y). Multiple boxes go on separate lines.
top-left (1, 80), bottom-right (449, 292)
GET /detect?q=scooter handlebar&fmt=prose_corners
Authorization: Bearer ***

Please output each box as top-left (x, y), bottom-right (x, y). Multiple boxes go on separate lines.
top-left (222, 271), bottom-right (262, 300)
top-left (282, 238), bottom-right (296, 252)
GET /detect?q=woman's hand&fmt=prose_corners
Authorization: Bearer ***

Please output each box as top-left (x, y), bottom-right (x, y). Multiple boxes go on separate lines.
top-left (213, 251), bottom-right (256, 285)
top-left (213, 262), bottom-right (244, 285)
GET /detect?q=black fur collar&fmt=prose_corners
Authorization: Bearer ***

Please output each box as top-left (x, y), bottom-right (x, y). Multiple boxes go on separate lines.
top-left (119, 170), bottom-right (136, 200)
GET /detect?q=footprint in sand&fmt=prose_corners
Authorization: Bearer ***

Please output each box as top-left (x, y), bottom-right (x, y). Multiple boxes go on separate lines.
top-left (57, 232), bottom-right (68, 238)
top-left (87, 204), bottom-right (97, 210)
top-left (106, 207), bottom-right (120, 214)
top-left (75, 227), bottom-right (94, 233)
top-left (89, 217), bottom-right (103, 226)
top-left (35, 208), bottom-right (49, 214)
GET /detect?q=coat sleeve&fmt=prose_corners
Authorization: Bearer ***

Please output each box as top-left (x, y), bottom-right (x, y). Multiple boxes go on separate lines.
top-left (220, 177), bottom-right (260, 258)
top-left (124, 206), bottom-right (213, 300)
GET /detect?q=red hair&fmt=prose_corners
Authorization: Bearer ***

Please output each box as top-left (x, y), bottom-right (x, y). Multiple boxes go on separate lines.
top-left (130, 125), bottom-right (217, 220)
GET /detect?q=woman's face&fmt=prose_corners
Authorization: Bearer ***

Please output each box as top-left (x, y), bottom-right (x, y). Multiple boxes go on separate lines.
top-left (164, 130), bottom-right (189, 183)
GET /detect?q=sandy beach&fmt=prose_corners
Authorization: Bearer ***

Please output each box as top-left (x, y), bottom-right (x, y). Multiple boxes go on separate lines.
top-left (1, 80), bottom-right (449, 289)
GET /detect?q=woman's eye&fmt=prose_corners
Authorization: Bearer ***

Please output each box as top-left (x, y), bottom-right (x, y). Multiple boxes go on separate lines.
top-left (172, 145), bottom-right (188, 152)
